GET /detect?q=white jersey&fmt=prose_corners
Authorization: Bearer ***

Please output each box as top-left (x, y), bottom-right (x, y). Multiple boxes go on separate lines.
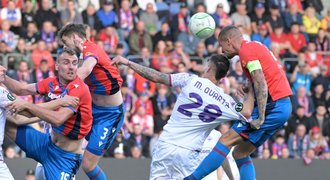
top-left (159, 73), bottom-right (248, 151)
top-left (0, 86), bottom-right (14, 162)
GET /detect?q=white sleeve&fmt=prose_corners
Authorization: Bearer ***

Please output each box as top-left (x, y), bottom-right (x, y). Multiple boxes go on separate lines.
top-left (228, 95), bottom-right (249, 122)
top-left (0, 87), bottom-right (13, 108)
top-left (169, 73), bottom-right (195, 88)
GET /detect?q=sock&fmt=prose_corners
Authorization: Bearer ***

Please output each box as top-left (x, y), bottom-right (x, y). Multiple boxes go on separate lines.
top-left (185, 142), bottom-right (230, 180)
top-left (235, 156), bottom-right (256, 180)
top-left (86, 165), bottom-right (106, 180)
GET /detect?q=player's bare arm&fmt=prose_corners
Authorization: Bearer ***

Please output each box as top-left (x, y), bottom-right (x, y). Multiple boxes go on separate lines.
top-left (77, 57), bottom-right (97, 80)
top-left (250, 69), bottom-right (268, 129)
top-left (38, 95), bottom-right (79, 110)
top-left (6, 99), bottom-right (74, 127)
top-left (240, 82), bottom-right (255, 119)
top-left (112, 56), bottom-right (171, 86)
top-left (3, 75), bottom-right (37, 95)
top-left (7, 114), bottom-right (40, 126)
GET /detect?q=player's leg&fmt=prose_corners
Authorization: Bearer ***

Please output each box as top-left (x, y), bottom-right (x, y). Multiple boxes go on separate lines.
top-left (185, 129), bottom-right (243, 180)
top-left (0, 163), bottom-right (14, 180)
top-left (232, 141), bottom-right (256, 180)
top-left (83, 103), bottom-right (125, 180)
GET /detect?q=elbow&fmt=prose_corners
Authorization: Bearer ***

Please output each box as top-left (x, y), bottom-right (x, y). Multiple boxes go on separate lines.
top-left (52, 116), bottom-right (67, 127)
top-left (241, 109), bottom-right (253, 119)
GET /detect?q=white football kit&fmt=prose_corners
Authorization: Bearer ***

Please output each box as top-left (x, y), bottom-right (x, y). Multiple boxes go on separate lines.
top-left (150, 73), bottom-right (248, 180)
top-left (0, 86), bottom-right (15, 180)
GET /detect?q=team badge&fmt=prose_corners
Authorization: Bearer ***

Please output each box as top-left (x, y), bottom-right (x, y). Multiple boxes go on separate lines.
top-left (7, 92), bottom-right (16, 101)
top-left (235, 102), bottom-right (243, 112)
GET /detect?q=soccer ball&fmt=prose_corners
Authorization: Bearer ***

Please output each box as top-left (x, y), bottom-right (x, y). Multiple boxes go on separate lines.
top-left (189, 12), bottom-right (216, 39)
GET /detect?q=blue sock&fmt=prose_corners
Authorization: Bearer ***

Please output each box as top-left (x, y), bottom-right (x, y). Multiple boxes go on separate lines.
top-left (235, 156), bottom-right (255, 180)
top-left (185, 142), bottom-right (230, 180)
top-left (86, 165), bottom-right (106, 180)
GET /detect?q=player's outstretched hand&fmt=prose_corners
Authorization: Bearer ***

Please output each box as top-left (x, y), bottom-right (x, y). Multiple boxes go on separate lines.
top-left (61, 95), bottom-right (79, 107)
top-left (111, 56), bottom-right (129, 66)
top-left (250, 118), bottom-right (264, 130)
top-left (6, 98), bottom-right (29, 114)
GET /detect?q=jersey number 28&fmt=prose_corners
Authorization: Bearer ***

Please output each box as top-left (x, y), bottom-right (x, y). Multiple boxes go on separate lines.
top-left (177, 92), bottom-right (222, 122)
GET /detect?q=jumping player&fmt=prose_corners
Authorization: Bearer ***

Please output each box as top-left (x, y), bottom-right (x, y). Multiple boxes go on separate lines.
top-left (111, 54), bottom-right (255, 179)
top-left (185, 25), bottom-right (292, 180)
top-left (58, 24), bottom-right (124, 179)
top-left (2, 48), bottom-right (92, 179)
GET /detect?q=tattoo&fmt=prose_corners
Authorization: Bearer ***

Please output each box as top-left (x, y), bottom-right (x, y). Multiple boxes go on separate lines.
top-left (251, 69), bottom-right (268, 121)
top-left (128, 61), bottom-right (170, 85)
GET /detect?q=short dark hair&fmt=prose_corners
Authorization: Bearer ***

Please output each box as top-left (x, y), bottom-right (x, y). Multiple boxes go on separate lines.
top-left (58, 23), bottom-right (86, 40)
top-left (57, 47), bottom-right (77, 61)
top-left (209, 54), bottom-right (230, 80)
top-left (218, 25), bottom-right (241, 41)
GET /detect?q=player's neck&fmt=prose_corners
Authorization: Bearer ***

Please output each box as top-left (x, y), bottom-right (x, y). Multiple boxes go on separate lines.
top-left (203, 74), bottom-right (217, 84)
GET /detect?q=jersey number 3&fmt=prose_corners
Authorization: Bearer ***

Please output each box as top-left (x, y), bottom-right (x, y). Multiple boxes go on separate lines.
top-left (177, 92), bottom-right (222, 122)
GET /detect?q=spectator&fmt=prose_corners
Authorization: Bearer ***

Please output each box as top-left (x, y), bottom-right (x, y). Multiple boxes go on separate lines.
top-left (128, 21), bottom-right (153, 54)
top-left (282, 3), bottom-right (303, 33)
top-left (212, 3), bottom-right (232, 28)
top-left (311, 66), bottom-right (330, 91)
top-left (77, 0), bottom-right (100, 13)
top-left (251, 24), bottom-right (272, 49)
top-left (127, 123), bottom-right (150, 157)
top-left (113, 144), bottom-right (126, 159)
top-left (151, 40), bottom-right (171, 72)
top-left (286, 0), bottom-right (303, 13)
top-left (304, 42), bottom-right (323, 73)
top-left (0, 20), bottom-right (16, 52)
top-left (320, 7), bottom-right (330, 32)
top-left (169, 41), bottom-right (191, 71)
top-left (35, 0), bottom-right (59, 30)
top-left (5, 145), bottom-right (18, 158)
top-left (302, 7), bottom-right (320, 41)
top-left (267, 4), bottom-right (283, 34)
top-left (304, 0), bottom-right (324, 15)
top-left (151, 84), bottom-right (175, 134)
top-left (309, 104), bottom-right (330, 137)
top-left (130, 105), bottom-right (154, 137)
top-left (177, 29), bottom-right (200, 55)
top-left (268, 0), bottom-right (287, 13)
top-left (194, 42), bottom-right (207, 59)
top-left (230, 2), bottom-right (251, 35)
top-left (134, 91), bottom-right (154, 116)
top-left (291, 61), bottom-right (314, 94)
top-left (228, 60), bottom-right (248, 95)
top-left (60, 0), bottom-right (83, 25)
top-left (31, 40), bottom-right (55, 70)
top-left (170, 2), bottom-right (190, 37)
top-left (292, 86), bottom-right (315, 117)
top-left (21, 22), bottom-right (39, 50)
top-left (118, 0), bottom-right (134, 39)
top-left (136, 0), bottom-right (156, 11)
top-left (286, 105), bottom-right (313, 138)
top-left (206, 1), bottom-right (230, 14)
top-left (12, 38), bottom-right (29, 65)
top-left (105, 132), bottom-right (128, 158)
top-left (281, 147), bottom-right (290, 159)
top-left (130, 145), bottom-right (143, 159)
top-left (25, 169), bottom-right (35, 180)
top-left (194, 2), bottom-right (206, 13)
top-left (251, 3), bottom-right (268, 34)
top-left (153, 22), bottom-right (173, 50)
top-left (261, 149), bottom-right (271, 159)
top-left (288, 124), bottom-right (310, 158)
top-left (309, 126), bottom-right (328, 156)
top-left (140, 3), bottom-right (159, 36)
top-left (0, 0), bottom-right (22, 34)
top-left (205, 27), bottom-right (221, 53)
top-left (287, 23), bottom-right (307, 56)
top-left (320, 147), bottom-right (330, 160)
top-left (21, 0), bottom-right (36, 29)
top-left (9, 60), bottom-right (33, 84)
top-left (40, 21), bottom-right (58, 52)
top-left (98, 26), bottom-right (119, 55)
top-left (82, 3), bottom-right (102, 32)
top-left (1, 0), bottom-right (23, 9)
top-left (271, 134), bottom-right (287, 159)
top-left (315, 28), bottom-right (329, 52)
top-left (269, 25), bottom-right (293, 57)
top-left (122, 83), bottom-right (138, 118)
top-left (311, 84), bottom-right (326, 106)
top-left (96, 0), bottom-right (117, 28)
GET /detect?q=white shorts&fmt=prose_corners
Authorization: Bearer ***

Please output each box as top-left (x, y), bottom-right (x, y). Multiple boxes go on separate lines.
top-left (150, 141), bottom-right (204, 180)
top-left (0, 162), bottom-right (14, 180)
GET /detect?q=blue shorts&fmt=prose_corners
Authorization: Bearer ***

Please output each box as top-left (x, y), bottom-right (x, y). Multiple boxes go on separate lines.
top-left (232, 97), bottom-right (292, 147)
top-left (85, 103), bottom-right (125, 156)
top-left (16, 125), bottom-right (82, 179)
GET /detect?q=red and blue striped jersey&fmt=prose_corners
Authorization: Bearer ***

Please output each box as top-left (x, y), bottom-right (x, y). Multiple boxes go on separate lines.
top-left (83, 40), bottom-right (123, 95)
top-left (36, 76), bottom-right (92, 140)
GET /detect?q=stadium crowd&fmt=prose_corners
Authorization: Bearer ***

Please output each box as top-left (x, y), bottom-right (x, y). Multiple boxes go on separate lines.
top-left (1, 0), bottom-right (330, 163)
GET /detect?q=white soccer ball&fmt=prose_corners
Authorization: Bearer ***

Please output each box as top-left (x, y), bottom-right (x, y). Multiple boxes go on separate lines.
top-left (189, 12), bottom-right (216, 39)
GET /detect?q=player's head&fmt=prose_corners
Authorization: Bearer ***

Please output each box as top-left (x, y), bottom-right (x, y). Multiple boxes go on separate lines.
top-left (204, 54), bottom-right (230, 81)
top-left (58, 23), bottom-right (86, 53)
top-left (56, 47), bottom-right (79, 84)
top-left (218, 25), bottom-right (243, 58)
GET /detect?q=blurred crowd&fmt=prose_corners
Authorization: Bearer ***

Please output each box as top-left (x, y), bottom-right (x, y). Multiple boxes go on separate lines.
top-left (1, 0), bottom-right (330, 162)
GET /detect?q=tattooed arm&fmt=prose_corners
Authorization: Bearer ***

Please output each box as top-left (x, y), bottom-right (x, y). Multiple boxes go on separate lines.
top-left (112, 56), bottom-right (170, 85)
top-left (250, 69), bottom-right (268, 129)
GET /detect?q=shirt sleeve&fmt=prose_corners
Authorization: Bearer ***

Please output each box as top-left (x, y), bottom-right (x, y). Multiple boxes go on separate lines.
top-left (227, 95), bottom-right (249, 122)
top-left (169, 73), bottom-right (195, 88)
top-left (240, 42), bottom-right (260, 67)
top-left (36, 78), bottom-right (51, 95)
top-left (0, 87), bottom-right (13, 107)
top-left (83, 48), bottom-right (99, 62)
